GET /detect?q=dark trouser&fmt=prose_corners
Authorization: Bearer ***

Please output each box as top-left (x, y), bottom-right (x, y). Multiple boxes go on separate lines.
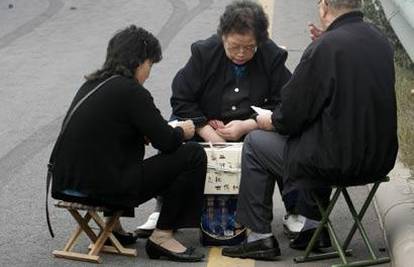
top-left (138, 142), bottom-right (207, 230)
top-left (236, 130), bottom-right (330, 233)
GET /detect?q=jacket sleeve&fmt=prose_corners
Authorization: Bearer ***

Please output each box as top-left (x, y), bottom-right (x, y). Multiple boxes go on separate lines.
top-left (170, 43), bottom-right (207, 126)
top-left (271, 47), bottom-right (331, 136)
top-left (263, 48), bottom-right (292, 110)
top-left (127, 86), bottom-right (184, 153)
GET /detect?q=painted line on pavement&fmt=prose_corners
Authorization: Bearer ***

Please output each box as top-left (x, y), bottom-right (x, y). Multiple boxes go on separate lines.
top-left (206, 1), bottom-right (275, 266)
top-left (158, 0), bottom-right (213, 50)
top-left (207, 247), bottom-right (255, 267)
top-left (0, 0), bottom-right (64, 50)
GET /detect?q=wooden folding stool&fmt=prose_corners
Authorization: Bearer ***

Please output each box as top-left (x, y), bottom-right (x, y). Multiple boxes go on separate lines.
top-left (52, 201), bottom-right (137, 263)
top-left (294, 176), bottom-right (391, 267)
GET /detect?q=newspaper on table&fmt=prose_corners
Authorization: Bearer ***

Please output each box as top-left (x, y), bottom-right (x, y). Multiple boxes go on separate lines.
top-left (201, 142), bottom-right (243, 194)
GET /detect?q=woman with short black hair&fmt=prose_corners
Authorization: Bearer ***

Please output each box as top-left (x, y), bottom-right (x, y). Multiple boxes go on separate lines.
top-left (85, 25), bottom-right (162, 82)
top-left (50, 25), bottom-right (206, 262)
top-left (217, 0), bottom-right (269, 46)
top-left (172, 0), bottom-right (291, 142)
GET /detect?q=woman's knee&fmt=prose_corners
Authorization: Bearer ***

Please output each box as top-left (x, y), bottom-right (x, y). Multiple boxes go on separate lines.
top-left (180, 142), bottom-right (207, 167)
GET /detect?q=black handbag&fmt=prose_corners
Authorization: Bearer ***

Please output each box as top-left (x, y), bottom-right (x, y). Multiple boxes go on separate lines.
top-left (45, 75), bottom-right (119, 237)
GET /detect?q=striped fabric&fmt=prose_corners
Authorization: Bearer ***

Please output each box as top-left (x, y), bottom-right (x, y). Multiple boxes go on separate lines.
top-left (54, 200), bottom-right (110, 212)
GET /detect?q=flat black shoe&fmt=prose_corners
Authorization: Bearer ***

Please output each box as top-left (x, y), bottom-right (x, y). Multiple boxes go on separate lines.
top-left (222, 236), bottom-right (281, 261)
top-left (134, 228), bottom-right (153, 239)
top-left (145, 239), bottom-right (204, 262)
top-left (283, 224), bottom-right (300, 239)
top-left (105, 231), bottom-right (138, 246)
top-left (289, 227), bottom-right (331, 250)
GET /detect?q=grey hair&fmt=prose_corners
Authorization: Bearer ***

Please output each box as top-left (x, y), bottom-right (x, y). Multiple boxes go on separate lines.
top-left (327, 0), bottom-right (362, 10)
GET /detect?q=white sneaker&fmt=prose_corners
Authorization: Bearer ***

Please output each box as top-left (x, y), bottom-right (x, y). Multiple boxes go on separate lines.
top-left (282, 214), bottom-right (306, 237)
top-left (137, 212), bottom-right (160, 230)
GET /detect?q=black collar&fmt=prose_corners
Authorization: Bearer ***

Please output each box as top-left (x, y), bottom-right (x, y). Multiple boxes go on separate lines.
top-left (327, 11), bottom-right (364, 32)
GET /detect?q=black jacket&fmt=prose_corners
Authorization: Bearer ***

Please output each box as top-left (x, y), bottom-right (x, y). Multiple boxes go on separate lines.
top-left (51, 76), bottom-right (184, 207)
top-left (272, 12), bottom-right (398, 189)
top-left (171, 34), bottom-right (291, 126)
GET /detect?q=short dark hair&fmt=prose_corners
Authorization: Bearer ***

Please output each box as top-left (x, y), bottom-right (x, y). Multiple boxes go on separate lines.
top-left (217, 0), bottom-right (269, 45)
top-left (85, 25), bottom-right (162, 81)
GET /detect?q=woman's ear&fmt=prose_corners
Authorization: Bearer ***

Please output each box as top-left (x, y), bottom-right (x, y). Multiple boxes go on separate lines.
top-left (134, 60), bottom-right (152, 85)
top-left (134, 64), bottom-right (141, 82)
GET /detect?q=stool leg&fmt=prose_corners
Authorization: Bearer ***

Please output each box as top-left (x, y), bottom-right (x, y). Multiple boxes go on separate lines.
top-left (89, 211), bottom-right (137, 257)
top-left (63, 212), bottom-right (93, 251)
top-left (68, 209), bottom-right (98, 242)
top-left (53, 210), bottom-right (101, 263)
top-left (314, 189), bottom-right (349, 265)
top-left (341, 182), bottom-right (381, 251)
top-left (88, 211), bottom-right (120, 256)
top-left (295, 188), bottom-right (351, 263)
top-left (325, 219), bottom-right (349, 264)
top-left (342, 189), bottom-right (377, 260)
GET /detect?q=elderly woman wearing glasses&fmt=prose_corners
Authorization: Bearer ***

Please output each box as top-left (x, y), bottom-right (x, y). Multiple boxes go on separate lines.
top-left (171, 0), bottom-right (291, 142)
top-left (136, 0), bottom-right (294, 244)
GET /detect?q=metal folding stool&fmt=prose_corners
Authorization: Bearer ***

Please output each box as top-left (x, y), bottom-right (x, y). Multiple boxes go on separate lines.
top-left (294, 176), bottom-right (391, 267)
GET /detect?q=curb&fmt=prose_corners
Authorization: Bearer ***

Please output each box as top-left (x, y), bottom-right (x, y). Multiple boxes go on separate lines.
top-left (379, 0), bottom-right (414, 63)
top-left (374, 160), bottom-right (414, 267)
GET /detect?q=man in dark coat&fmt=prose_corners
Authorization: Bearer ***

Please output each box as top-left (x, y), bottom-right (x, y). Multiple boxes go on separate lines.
top-left (222, 0), bottom-right (398, 260)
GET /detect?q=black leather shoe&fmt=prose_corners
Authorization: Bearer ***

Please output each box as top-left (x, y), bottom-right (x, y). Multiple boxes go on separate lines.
top-left (105, 231), bottom-right (138, 246)
top-left (289, 227), bottom-right (331, 250)
top-left (222, 236), bottom-right (281, 261)
top-left (283, 224), bottom-right (300, 239)
top-left (145, 239), bottom-right (204, 262)
top-left (134, 228), bottom-right (153, 239)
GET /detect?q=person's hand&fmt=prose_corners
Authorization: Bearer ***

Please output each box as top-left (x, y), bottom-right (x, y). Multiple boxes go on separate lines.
top-left (216, 119), bottom-right (257, 141)
top-left (308, 22), bottom-right (324, 41)
top-left (208, 119), bottom-right (225, 130)
top-left (196, 124), bottom-right (226, 143)
top-left (256, 113), bottom-right (274, 131)
top-left (176, 120), bottom-right (195, 140)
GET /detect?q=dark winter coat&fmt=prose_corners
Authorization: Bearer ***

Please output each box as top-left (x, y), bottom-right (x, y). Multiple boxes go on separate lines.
top-left (51, 76), bottom-right (184, 208)
top-left (272, 12), bottom-right (398, 190)
top-left (171, 34), bottom-right (291, 126)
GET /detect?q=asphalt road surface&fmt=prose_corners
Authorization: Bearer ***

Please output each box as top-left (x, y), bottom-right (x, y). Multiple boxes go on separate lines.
top-left (0, 1), bottom-right (390, 266)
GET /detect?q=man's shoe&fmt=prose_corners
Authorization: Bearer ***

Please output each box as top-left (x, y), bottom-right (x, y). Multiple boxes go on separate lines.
top-left (145, 239), bottom-right (204, 262)
top-left (222, 236), bottom-right (281, 261)
top-left (282, 214), bottom-right (305, 239)
top-left (289, 227), bottom-right (331, 250)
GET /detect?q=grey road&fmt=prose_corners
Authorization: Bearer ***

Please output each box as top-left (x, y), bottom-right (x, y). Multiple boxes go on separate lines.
top-left (0, 0), bottom-right (390, 266)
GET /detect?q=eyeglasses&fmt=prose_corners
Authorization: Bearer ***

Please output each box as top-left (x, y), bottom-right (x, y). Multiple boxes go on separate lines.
top-left (225, 42), bottom-right (257, 55)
